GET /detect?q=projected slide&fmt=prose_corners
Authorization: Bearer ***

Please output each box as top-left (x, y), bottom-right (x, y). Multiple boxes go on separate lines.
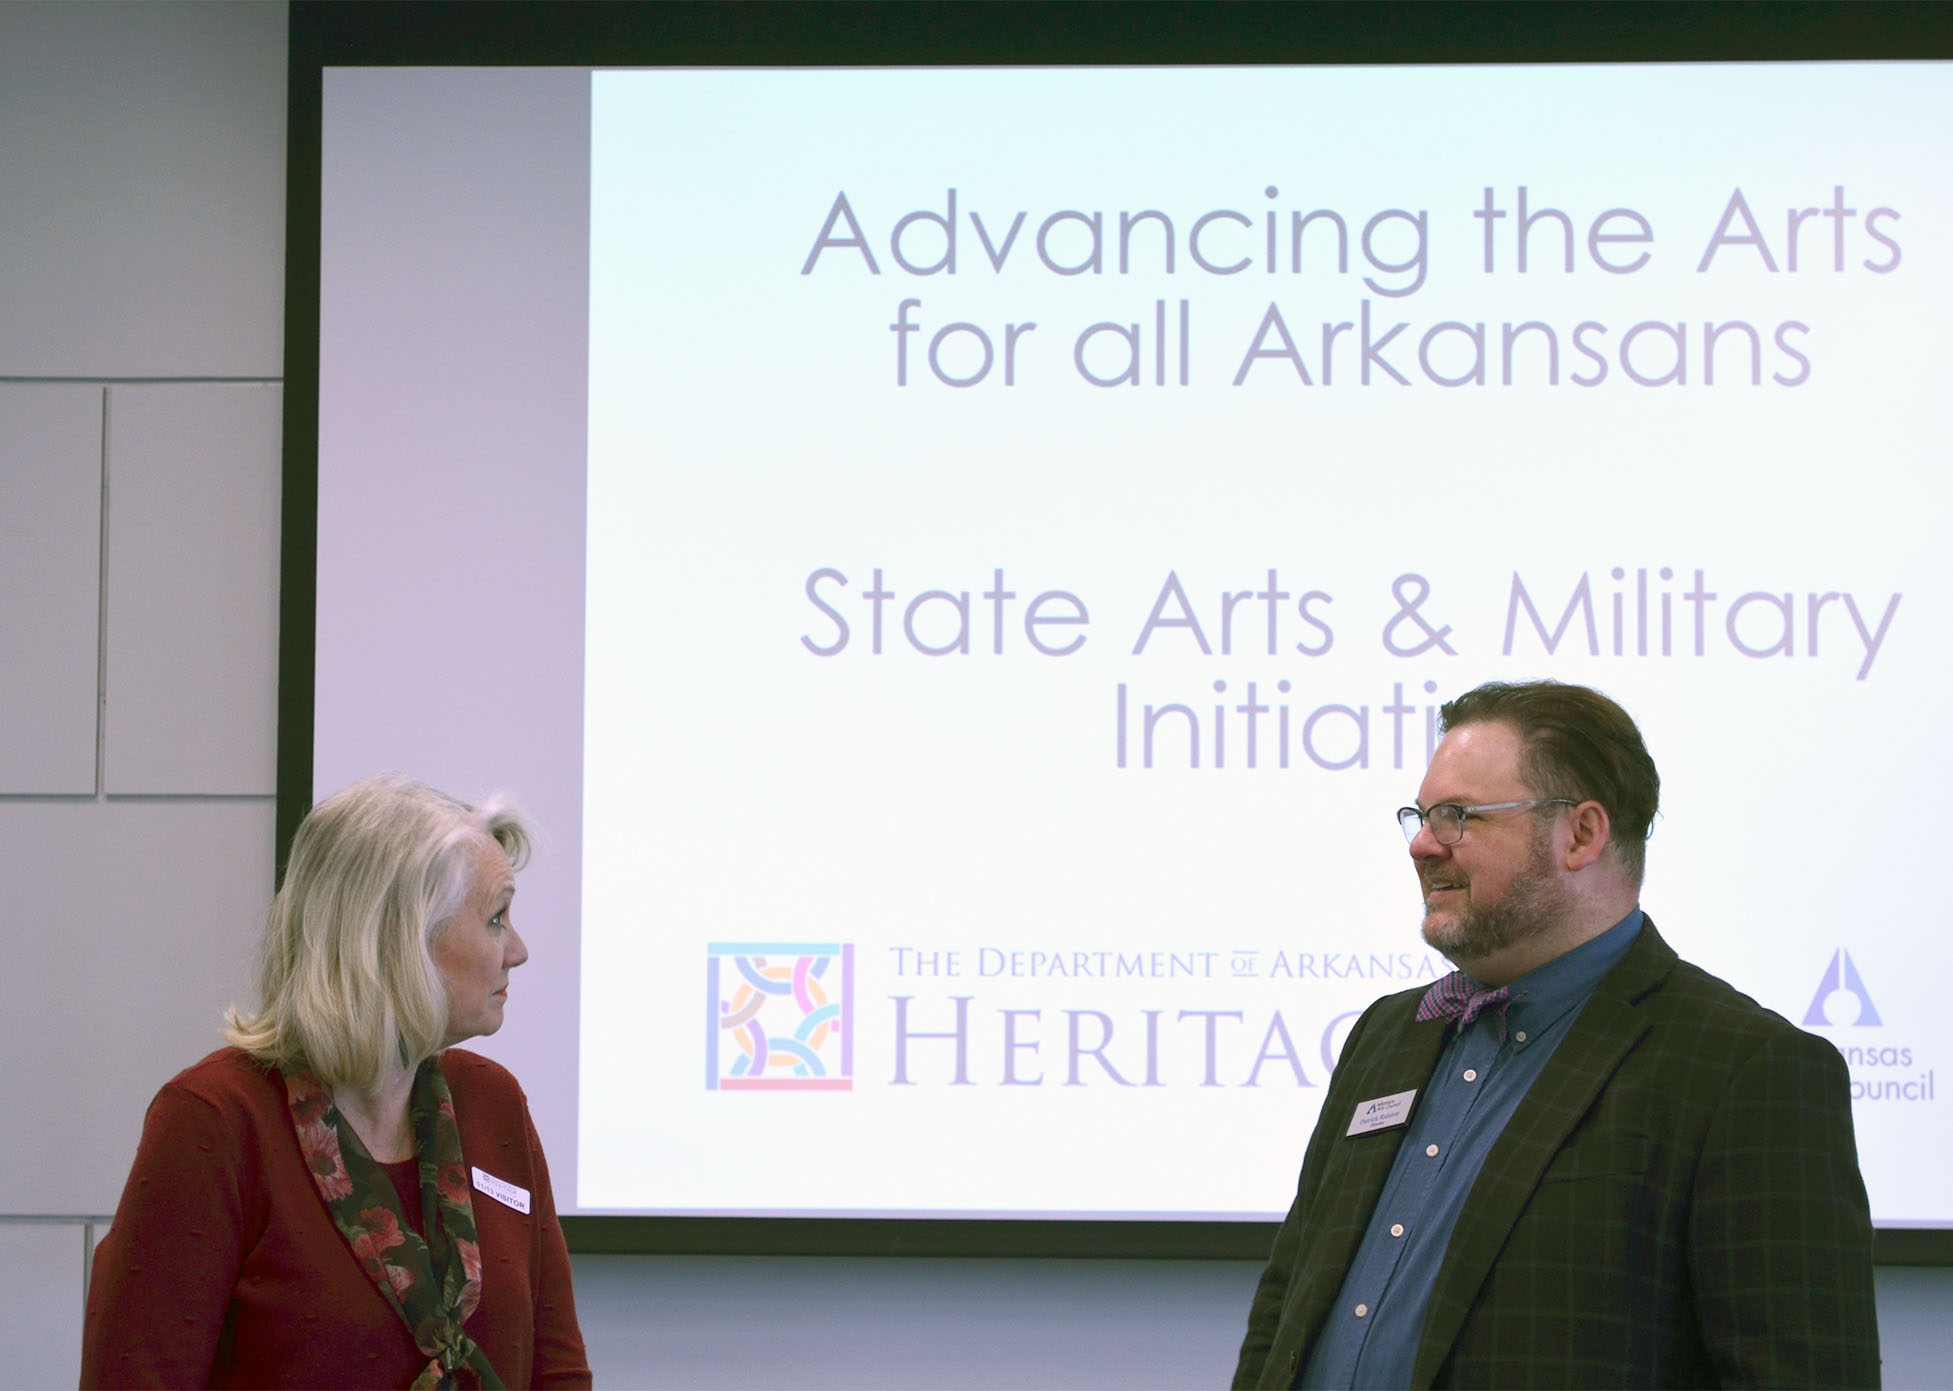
top-left (574, 65), bottom-right (1949, 1218)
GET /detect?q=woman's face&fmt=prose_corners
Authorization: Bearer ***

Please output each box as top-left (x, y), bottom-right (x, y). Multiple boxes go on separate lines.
top-left (430, 837), bottom-right (528, 1047)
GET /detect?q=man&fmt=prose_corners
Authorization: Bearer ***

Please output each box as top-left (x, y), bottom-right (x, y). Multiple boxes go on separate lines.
top-left (1234, 680), bottom-right (1878, 1389)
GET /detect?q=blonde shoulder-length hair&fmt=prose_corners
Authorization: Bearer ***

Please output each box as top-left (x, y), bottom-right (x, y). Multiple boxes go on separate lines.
top-left (225, 772), bottom-right (533, 1093)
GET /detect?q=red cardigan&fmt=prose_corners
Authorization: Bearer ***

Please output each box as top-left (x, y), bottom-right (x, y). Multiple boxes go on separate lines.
top-left (82, 1048), bottom-right (591, 1389)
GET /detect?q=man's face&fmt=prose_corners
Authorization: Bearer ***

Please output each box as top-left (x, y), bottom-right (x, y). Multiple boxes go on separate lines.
top-left (1409, 721), bottom-right (1573, 965)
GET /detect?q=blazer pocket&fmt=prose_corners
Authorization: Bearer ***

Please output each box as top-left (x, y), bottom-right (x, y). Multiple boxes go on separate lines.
top-left (1537, 1134), bottom-right (1657, 1184)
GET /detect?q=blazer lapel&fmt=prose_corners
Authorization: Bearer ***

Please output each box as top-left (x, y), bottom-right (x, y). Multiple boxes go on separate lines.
top-left (1283, 1005), bottom-right (1452, 1347)
top-left (1409, 922), bottom-right (1677, 1387)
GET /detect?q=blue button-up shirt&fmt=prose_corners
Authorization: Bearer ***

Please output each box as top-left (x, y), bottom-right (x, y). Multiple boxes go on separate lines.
top-left (1298, 909), bottom-right (1644, 1390)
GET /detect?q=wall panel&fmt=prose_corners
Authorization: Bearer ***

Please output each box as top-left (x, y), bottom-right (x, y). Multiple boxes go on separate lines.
top-left (0, 385), bottom-right (102, 792)
top-left (0, 800), bottom-right (271, 1214)
top-left (0, 1224), bottom-right (87, 1388)
top-left (0, 2), bottom-right (284, 377)
top-left (104, 384), bottom-right (281, 795)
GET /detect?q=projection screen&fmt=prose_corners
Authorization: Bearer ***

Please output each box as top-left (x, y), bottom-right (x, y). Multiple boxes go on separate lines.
top-left (290, 13), bottom-right (1953, 1251)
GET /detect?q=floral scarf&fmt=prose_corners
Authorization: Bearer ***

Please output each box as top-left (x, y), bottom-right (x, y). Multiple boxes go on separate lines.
top-left (286, 1060), bottom-right (504, 1390)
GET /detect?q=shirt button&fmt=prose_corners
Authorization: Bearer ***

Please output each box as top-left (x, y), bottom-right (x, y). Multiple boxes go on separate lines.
top-left (1354, 1304), bottom-right (1369, 1318)
top-left (1462, 1068), bottom-right (1478, 1082)
top-left (1390, 1223), bottom-right (1405, 1238)
top-left (1514, 1030), bottom-right (1528, 1043)
top-left (1425, 1143), bottom-right (1440, 1157)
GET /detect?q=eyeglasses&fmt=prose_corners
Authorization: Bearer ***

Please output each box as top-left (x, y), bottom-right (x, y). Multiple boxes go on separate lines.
top-left (1396, 799), bottom-right (1577, 845)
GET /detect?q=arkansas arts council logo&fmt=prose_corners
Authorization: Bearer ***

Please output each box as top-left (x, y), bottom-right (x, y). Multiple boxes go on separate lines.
top-left (706, 942), bottom-right (854, 1091)
top-left (1800, 948), bottom-right (1936, 1104)
top-left (1801, 948), bottom-right (1881, 1027)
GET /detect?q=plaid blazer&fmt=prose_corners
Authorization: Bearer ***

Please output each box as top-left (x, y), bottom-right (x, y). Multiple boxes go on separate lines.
top-left (1233, 919), bottom-right (1879, 1389)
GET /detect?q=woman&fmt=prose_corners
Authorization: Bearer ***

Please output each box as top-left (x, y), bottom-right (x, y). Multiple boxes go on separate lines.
top-left (82, 774), bottom-right (591, 1389)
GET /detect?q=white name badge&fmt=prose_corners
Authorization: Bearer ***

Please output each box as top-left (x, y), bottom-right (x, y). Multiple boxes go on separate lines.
top-left (471, 1166), bottom-right (532, 1214)
top-left (1347, 1088), bottom-right (1418, 1136)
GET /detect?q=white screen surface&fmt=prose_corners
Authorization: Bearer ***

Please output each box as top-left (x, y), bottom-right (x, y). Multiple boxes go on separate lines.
top-left (321, 62), bottom-right (1953, 1224)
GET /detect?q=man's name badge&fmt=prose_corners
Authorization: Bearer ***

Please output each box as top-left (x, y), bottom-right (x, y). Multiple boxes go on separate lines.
top-left (472, 1166), bottom-right (532, 1214)
top-left (1347, 1088), bottom-right (1417, 1136)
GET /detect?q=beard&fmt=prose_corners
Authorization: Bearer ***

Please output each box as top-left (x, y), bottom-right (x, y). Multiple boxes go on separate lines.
top-left (1419, 823), bottom-right (1573, 965)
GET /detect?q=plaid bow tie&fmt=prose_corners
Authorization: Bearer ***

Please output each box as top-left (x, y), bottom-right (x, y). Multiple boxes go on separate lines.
top-left (1417, 971), bottom-right (1517, 1039)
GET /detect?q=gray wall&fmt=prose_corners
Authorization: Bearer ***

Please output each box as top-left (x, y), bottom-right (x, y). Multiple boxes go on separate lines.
top-left (0, 5), bottom-right (1945, 1387)
top-left (1, 3), bottom-right (284, 1384)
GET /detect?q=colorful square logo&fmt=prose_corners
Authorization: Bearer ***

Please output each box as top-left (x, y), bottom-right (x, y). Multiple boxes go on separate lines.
top-left (706, 942), bottom-right (854, 1090)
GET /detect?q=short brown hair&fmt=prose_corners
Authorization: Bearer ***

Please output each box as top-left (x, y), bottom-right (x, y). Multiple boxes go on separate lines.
top-left (1439, 680), bottom-right (1659, 883)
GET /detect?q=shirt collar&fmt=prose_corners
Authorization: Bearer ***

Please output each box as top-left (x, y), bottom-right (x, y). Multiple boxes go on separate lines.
top-left (1481, 906), bottom-right (1643, 1032)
